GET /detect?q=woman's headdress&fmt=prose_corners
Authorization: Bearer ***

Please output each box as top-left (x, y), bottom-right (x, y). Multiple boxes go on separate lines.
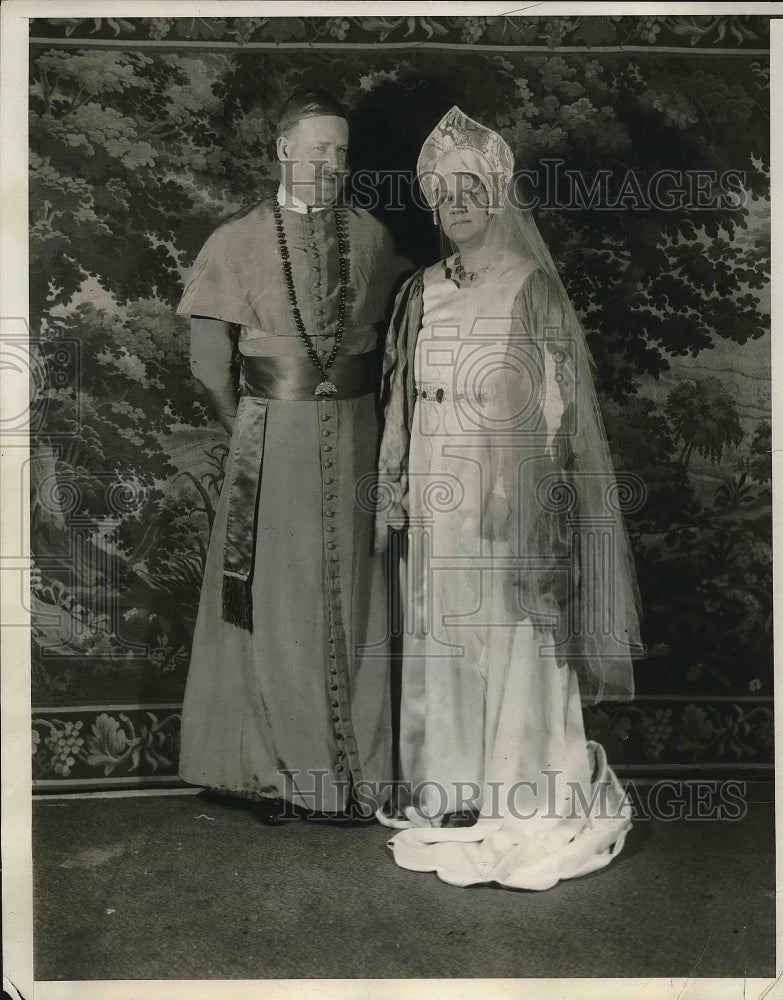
top-left (417, 106), bottom-right (515, 214)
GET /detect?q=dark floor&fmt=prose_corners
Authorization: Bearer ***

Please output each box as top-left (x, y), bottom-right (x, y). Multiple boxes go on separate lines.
top-left (33, 783), bottom-right (775, 981)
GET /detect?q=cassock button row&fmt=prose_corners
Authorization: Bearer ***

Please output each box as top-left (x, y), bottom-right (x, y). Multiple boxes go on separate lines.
top-left (322, 444), bottom-right (332, 452)
top-left (323, 461), bottom-right (332, 469)
top-left (322, 429), bottom-right (330, 437)
top-left (326, 541), bottom-right (336, 549)
top-left (325, 525), bottom-right (335, 533)
top-left (324, 492), bottom-right (334, 500)
top-left (325, 510), bottom-right (335, 517)
top-left (321, 414), bottom-right (331, 421)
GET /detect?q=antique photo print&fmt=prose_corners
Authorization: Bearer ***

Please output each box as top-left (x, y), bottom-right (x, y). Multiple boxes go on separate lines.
top-left (1, 2), bottom-right (779, 998)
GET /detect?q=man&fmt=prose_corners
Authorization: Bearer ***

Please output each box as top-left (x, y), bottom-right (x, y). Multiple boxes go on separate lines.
top-left (176, 89), bottom-right (409, 818)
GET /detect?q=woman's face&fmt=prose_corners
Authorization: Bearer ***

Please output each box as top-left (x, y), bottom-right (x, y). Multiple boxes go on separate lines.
top-left (437, 171), bottom-right (492, 249)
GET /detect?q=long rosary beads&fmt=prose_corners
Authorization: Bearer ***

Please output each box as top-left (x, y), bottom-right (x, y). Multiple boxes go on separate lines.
top-left (273, 199), bottom-right (350, 397)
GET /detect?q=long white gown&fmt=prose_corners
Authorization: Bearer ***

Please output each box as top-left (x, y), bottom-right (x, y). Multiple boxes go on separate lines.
top-left (384, 255), bottom-right (632, 889)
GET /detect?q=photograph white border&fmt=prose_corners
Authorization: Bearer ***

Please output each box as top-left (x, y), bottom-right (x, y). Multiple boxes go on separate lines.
top-left (2, 3), bottom-right (780, 998)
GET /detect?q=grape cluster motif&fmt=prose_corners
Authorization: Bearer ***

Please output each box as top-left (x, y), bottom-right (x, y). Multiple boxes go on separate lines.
top-left (326, 18), bottom-right (351, 41)
top-left (147, 18), bottom-right (175, 41)
top-left (638, 18), bottom-right (663, 44)
top-left (44, 720), bottom-right (85, 776)
top-left (545, 18), bottom-right (575, 48)
top-left (234, 18), bottom-right (267, 45)
top-left (640, 708), bottom-right (673, 760)
top-left (460, 18), bottom-right (488, 44)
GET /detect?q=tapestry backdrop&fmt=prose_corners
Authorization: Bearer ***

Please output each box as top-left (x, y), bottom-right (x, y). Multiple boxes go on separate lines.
top-left (28, 14), bottom-right (772, 788)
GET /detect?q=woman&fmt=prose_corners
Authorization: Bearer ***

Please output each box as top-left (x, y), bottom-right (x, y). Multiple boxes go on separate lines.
top-left (374, 107), bottom-right (643, 889)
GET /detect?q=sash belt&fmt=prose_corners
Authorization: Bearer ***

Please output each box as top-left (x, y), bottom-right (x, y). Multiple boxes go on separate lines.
top-left (242, 351), bottom-right (381, 400)
top-left (221, 351), bottom-right (381, 632)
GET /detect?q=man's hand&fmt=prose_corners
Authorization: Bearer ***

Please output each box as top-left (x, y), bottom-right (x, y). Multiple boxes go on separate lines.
top-left (202, 387), bottom-right (237, 436)
top-left (190, 317), bottom-right (239, 435)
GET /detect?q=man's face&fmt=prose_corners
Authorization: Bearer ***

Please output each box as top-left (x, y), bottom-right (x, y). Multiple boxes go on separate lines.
top-left (277, 115), bottom-right (349, 207)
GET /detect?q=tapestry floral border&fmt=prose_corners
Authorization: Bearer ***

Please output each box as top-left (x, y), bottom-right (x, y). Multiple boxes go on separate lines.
top-left (29, 13), bottom-right (771, 50)
top-left (31, 698), bottom-right (773, 791)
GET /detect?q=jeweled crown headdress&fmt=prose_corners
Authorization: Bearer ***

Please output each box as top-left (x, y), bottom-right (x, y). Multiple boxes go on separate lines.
top-left (416, 106), bottom-right (515, 212)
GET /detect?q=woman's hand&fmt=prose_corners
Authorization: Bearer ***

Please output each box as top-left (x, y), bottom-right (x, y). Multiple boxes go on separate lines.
top-left (481, 491), bottom-right (511, 542)
top-left (373, 478), bottom-right (408, 553)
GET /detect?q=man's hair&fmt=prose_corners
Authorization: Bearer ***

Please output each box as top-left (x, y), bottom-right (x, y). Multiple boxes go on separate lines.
top-left (276, 88), bottom-right (347, 139)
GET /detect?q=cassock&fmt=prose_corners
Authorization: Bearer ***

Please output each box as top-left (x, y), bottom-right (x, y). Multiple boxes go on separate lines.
top-left (176, 187), bottom-right (410, 812)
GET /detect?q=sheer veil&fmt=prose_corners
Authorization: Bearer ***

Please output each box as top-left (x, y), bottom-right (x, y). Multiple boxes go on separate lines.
top-left (419, 108), bottom-right (644, 704)
top-left (494, 196), bottom-right (644, 702)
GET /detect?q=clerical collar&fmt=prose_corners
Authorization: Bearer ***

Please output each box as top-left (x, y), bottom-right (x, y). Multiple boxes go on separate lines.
top-left (276, 183), bottom-right (331, 214)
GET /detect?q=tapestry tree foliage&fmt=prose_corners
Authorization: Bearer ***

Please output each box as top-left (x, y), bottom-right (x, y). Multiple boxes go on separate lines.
top-left (28, 30), bottom-right (772, 699)
top-left (664, 377), bottom-right (744, 468)
top-left (30, 45), bottom-right (769, 399)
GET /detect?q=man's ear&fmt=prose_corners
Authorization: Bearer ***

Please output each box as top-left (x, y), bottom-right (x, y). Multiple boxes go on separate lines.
top-left (276, 135), bottom-right (289, 161)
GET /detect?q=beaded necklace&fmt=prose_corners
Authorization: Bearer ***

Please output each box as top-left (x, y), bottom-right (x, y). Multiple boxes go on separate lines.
top-left (272, 199), bottom-right (349, 397)
top-left (453, 252), bottom-right (491, 286)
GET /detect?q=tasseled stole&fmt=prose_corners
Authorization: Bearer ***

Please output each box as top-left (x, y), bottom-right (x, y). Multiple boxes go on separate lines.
top-left (222, 574), bottom-right (254, 633)
top-left (219, 395), bottom-right (270, 634)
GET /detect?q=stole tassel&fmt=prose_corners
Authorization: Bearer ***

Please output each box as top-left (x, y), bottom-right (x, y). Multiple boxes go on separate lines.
top-left (221, 574), bottom-right (253, 633)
